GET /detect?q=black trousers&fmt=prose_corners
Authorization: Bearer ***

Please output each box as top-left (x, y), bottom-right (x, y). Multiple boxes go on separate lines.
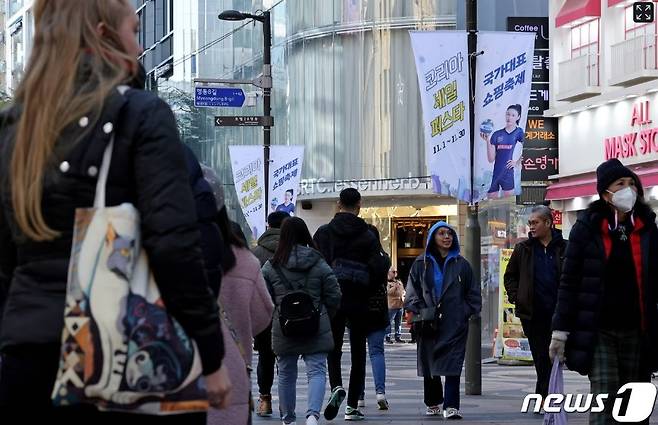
top-left (0, 343), bottom-right (206, 424)
top-left (521, 317), bottom-right (553, 398)
top-left (254, 324), bottom-right (276, 395)
top-left (328, 310), bottom-right (346, 390)
top-left (327, 311), bottom-right (368, 409)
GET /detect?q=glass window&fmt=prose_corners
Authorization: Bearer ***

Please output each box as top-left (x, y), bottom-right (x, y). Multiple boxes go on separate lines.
top-left (11, 26), bottom-right (24, 86)
top-left (571, 19), bottom-right (598, 58)
top-left (8, 0), bottom-right (22, 17)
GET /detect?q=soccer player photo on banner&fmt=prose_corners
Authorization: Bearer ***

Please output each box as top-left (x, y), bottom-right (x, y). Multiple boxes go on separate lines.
top-left (410, 31), bottom-right (471, 203)
top-left (229, 145), bottom-right (266, 240)
top-left (269, 146), bottom-right (304, 216)
top-left (474, 32), bottom-right (534, 203)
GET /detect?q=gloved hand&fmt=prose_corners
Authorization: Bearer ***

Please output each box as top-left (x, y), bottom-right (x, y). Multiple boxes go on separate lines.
top-left (549, 330), bottom-right (569, 362)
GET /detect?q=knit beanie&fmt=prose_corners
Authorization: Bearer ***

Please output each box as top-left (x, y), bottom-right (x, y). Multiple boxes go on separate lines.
top-left (596, 158), bottom-right (634, 194)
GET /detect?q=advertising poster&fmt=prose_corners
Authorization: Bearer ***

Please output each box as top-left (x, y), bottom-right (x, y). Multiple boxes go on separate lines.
top-left (410, 31), bottom-right (472, 203)
top-left (228, 146), bottom-right (266, 240)
top-left (269, 146), bottom-right (304, 216)
top-left (522, 117), bottom-right (559, 181)
top-left (498, 249), bottom-right (533, 362)
top-left (473, 32), bottom-right (535, 202)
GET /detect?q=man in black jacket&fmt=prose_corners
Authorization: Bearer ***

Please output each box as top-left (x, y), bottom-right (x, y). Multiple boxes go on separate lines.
top-left (252, 211), bottom-right (289, 417)
top-left (313, 188), bottom-right (388, 421)
top-left (504, 205), bottom-right (566, 400)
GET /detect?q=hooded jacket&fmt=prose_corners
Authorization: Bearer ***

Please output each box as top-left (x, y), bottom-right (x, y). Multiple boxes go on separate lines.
top-left (552, 199), bottom-right (658, 375)
top-left (405, 222), bottom-right (481, 377)
top-left (262, 245), bottom-right (342, 357)
top-left (253, 228), bottom-right (281, 266)
top-left (504, 229), bottom-right (566, 321)
top-left (313, 212), bottom-right (389, 330)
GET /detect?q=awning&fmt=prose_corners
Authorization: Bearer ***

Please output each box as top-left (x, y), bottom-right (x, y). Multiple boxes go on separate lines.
top-left (609, 0), bottom-right (657, 7)
top-left (555, 0), bottom-right (601, 27)
top-left (546, 166), bottom-right (658, 200)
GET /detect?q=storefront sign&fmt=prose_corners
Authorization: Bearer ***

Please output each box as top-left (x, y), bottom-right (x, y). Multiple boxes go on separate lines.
top-left (604, 100), bottom-right (658, 160)
top-left (531, 50), bottom-right (550, 83)
top-left (507, 17), bottom-right (549, 50)
top-left (522, 118), bottom-right (559, 181)
top-left (474, 31), bottom-right (535, 202)
top-left (410, 31), bottom-right (472, 203)
top-left (299, 177), bottom-right (428, 197)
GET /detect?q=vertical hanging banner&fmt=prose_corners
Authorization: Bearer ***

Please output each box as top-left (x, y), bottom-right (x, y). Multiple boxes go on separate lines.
top-left (269, 146), bottom-right (305, 216)
top-left (473, 32), bottom-right (535, 203)
top-left (410, 31), bottom-right (472, 203)
top-left (229, 146), bottom-right (266, 240)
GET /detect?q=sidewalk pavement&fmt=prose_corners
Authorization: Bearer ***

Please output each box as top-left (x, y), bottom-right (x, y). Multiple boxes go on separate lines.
top-left (251, 342), bottom-right (658, 425)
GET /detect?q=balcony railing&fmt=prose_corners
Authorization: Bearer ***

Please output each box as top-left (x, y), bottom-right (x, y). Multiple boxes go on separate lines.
top-left (557, 54), bottom-right (600, 102)
top-left (610, 34), bottom-right (658, 86)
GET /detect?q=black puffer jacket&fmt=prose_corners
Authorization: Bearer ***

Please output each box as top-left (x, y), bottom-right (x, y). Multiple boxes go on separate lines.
top-left (184, 145), bottom-right (223, 298)
top-left (313, 213), bottom-right (389, 331)
top-left (0, 88), bottom-right (224, 374)
top-left (552, 199), bottom-right (658, 375)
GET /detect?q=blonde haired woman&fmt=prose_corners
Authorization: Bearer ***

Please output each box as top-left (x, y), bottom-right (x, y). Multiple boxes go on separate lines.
top-left (0, 0), bottom-right (230, 422)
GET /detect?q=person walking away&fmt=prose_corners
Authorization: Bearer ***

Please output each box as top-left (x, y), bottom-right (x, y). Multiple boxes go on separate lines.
top-left (252, 211), bottom-right (290, 417)
top-left (405, 222), bottom-right (481, 420)
top-left (313, 188), bottom-right (389, 421)
top-left (357, 225), bottom-right (391, 412)
top-left (550, 159), bottom-right (658, 425)
top-left (386, 267), bottom-right (405, 343)
top-left (208, 197), bottom-right (274, 425)
top-left (0, 0), bottom-right (230, 420)
top-left (504, 205), bottom-right (566, 400)
top-left (262, 217), bottom-right (341, 425)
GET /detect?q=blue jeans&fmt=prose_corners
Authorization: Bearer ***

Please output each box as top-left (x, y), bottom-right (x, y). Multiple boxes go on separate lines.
top-left (386, 309), bottom-right (403, 338)
top-left (277, 353), bottom-right (327, 423)
top-left (359, 327), bottom-right (386, 398)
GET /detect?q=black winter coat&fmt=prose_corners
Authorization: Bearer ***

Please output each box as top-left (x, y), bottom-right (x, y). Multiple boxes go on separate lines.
top-left (0, 88), bottom-right (224, 375)
top-left (313, 213), bottom-right (389, 331)
top-left (504, 230), bottom-right (566, 320)
top-left (184, 145), bottom-right (223, 298)
top-left (552, 200), bottom-right (658, 375)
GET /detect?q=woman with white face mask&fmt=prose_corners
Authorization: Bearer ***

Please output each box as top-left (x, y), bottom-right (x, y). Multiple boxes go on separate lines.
top-left (549, 158), bottom-right (658, 425)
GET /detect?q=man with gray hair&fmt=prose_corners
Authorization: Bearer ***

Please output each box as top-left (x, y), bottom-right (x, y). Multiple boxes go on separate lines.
top-left (504, 205), bottom-right (567, 400)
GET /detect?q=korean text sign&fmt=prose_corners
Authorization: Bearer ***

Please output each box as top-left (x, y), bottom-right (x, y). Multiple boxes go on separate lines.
top-left (269, 146), bottom-right (304, 216)
top-left (410, 31), bottom-right (472, 203)
top-left (229, 145), bottom-right (266, 240)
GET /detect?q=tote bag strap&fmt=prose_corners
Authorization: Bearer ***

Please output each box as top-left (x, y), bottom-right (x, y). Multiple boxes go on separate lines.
top-left (93, 85), bottom-right (130, 209)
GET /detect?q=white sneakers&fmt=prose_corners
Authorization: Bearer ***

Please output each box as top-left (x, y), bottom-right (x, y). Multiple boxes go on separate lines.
top-left (425, 405), bottom-right (442, 416)
top-left (376, 393), bottom-right (389, 410)
top-left (444, 407), bottom-right (464, 420)
top-left (306, 415), bottom-right (319, 425)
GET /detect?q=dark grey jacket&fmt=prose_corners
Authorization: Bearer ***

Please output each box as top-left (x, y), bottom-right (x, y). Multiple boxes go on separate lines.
top-left (262, 246), bottom-right (341, 357)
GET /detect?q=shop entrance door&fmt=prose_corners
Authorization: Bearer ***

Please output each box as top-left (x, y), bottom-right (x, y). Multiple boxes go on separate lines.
top-left (392, 217), bottom-right (445, 285)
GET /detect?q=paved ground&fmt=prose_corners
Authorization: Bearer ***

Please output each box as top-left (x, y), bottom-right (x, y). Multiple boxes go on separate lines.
top-left (252, 340), bottom-right (658, 425)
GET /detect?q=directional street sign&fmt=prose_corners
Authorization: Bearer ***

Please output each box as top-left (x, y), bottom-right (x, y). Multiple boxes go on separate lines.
top-left (214, 115), bottom-right (274, 127)
top-left (194, 86), bottom-right (245, 108)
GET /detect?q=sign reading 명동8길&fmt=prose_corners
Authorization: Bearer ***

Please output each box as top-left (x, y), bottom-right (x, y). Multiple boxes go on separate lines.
top-left (195, 87), bottom-right (245, 108)
top-left (410, 31), bottom-right (471, 203)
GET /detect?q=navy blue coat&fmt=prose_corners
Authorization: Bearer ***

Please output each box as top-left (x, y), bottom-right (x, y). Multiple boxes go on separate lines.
top-left (405, 222), bottom-right (481, 377)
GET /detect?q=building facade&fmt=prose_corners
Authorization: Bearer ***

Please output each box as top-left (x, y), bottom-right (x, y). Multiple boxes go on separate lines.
top-left (545, 0), bottom-right (658, 233)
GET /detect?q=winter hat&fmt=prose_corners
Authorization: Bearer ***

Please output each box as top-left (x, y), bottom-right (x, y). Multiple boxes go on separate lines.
top-left (596, 158), bottom-right (634, 194)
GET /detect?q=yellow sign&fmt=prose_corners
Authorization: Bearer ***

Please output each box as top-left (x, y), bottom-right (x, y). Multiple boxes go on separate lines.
top-left (498, 249), bottom-right (533, 362)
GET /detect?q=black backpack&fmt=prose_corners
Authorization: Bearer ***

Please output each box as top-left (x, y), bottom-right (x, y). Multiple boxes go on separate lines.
top-left (274, 266), bottom-right (320, 338)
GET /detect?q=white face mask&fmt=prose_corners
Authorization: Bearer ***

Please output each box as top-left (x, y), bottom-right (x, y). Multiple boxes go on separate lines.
top-left (607, 186), bottom-right (637, 213)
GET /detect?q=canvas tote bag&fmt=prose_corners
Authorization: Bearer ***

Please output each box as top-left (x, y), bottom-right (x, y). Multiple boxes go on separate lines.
top-left (51, 90), bottom-right (207, 414)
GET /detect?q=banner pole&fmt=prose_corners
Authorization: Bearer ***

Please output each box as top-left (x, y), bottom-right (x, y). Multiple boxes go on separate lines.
top-left (464, 0), bottom-right (482, 396)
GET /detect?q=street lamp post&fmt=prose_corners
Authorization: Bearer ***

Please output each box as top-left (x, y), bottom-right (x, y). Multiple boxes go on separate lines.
top-left (218, 10), bottom-right (273, 225)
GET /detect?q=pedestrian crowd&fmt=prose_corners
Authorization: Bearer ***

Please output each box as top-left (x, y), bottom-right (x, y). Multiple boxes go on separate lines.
top-left (0, 3), bottom-right (656, 425)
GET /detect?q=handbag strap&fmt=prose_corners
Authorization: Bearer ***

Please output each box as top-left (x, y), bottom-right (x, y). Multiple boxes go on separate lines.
top-left (93, 85), bottom-right (130, 209)
top-left (273, 265), bottom-right (304, 292)
top-left (218, 302), bottom-right (250, 367)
